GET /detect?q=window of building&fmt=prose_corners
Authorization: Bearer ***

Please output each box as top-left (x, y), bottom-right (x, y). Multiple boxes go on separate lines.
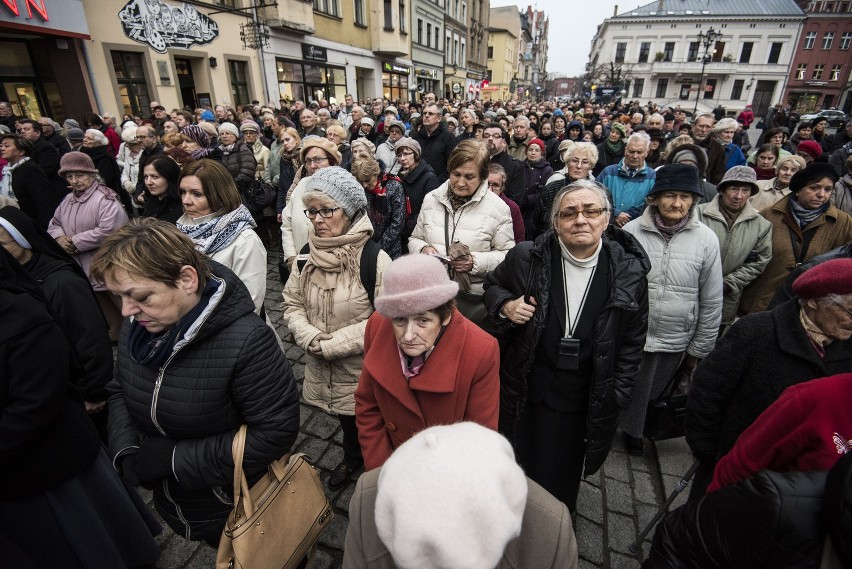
top-left (228, 60), bottom-right (250, 107)
top-left (830, 64), bottom-right (842, 80)
top-left (461, 40), bottom-right (465, 63)
top-left (354, 0), bottom-right (365, 25)
top-left (446, 31), bottom-right (451, 59)
top-left (632, 78), bottom-right (644, 98)
top-left (730, 79), bottom-right (744, 99)
top-left (427, 22), bottom-right (432, 47)
top-left (382, 67), bottom-right (409, 101)
top-left (638, 42), bottom-right (650, 63)
top-left (453, 38), bottom-right (459, 64)
top-left (687, 41), bottom-right (699, 61)
top-left (812, 64), bottom-right (825, 79)
top-left (417, 19), bottom-right (423, 44)
top-left (615, 42), bottom-right (626, 63)
top-left (384, 0), bottom-right (393, 28)
top-left (768, 42), bottom-right (782, 63)
top-left (487, 45), bottom-right (493, 59)
top-left (313, 0), bottom-right (340, 17)
top-left (711, 41), bottom-right (725, 61)
top-left (399, 0), bottom-right (406, 32)
top-left (435, 27), bottom-right (439, 49)
top-left (655, 77), bottom-right (668, 98)
top-left (679, 83), bottom-right (692, 100)
top-left (822, 32), bottom-right (834, 49)
top-left (796, 63), bottom-right (807, 79)
top-left (276, 59), bottom-right (346, 104)
top-left (739, 42), bottom-right (753, 63)
top-left (803, 31), bottom-right (817, 49)
top-left (703, 78), bottom-right (717, 99)
top-left (842, 32), bottom-right (852, 50)
top-left (111, 51), bottom-right (151, 117)
top-left (663, 41), bottom-right (675, 61)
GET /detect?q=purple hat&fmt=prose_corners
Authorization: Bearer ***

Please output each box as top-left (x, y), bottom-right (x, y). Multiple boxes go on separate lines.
top-left (181, 125), bottom-right (210, 148)
top-left (375, 254), bottom-right (459, 318)
top-left (58, 151), bottom-right (99, 176)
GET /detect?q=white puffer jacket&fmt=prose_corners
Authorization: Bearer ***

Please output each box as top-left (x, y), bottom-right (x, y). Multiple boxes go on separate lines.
top-left (408, 179), bottom-right (515, 296)
top-left (623, 206), bottom-right (723, 358)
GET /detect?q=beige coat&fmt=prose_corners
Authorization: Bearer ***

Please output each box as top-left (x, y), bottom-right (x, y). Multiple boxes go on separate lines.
top-left (343, 468), bottom-right (579, 569)
top-left (750, 178), bottom-right (790, 212)
top-left (282, 213), bottom-right (391, 415)
top-left (408, 179), bottom-right (515, 296)
top-left (739, 194), bottom-right (852, 315)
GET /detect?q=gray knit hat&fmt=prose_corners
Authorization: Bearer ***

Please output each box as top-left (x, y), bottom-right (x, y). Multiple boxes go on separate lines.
top-left (394, 137), bottom-right (421, 158)
top-left (718, 165), bottom-right (759, 196)
top-left (307, 166), bottom-right (368, 219)
top-left (385, 119), bottom-right (405, 134)
top-left (218, 122), bottom-right (239, 137)
top-left (66, 127), bottom-right (85, 141)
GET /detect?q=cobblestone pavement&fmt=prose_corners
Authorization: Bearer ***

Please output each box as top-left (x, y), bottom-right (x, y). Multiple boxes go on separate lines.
top-left (139, 257), bottom-right (696, 569)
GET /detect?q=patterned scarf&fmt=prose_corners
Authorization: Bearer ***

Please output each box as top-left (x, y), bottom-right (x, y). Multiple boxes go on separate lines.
top-left (605, 139), bottom-right (625, 156)
top-left (1, 157), bottom-right (31, 200)
top-left (653, 209), bottom-right (691, 241)
top-left (800, 306), bottom-right (831, 358)
top-left (789, 198), bottom-right (830, 229)
top-left (176, 205), bottom-right (256, 256)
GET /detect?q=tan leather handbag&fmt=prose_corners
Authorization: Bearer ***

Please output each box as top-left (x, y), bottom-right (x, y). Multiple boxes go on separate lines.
top-left (216, 426), bottom-right (334, 569)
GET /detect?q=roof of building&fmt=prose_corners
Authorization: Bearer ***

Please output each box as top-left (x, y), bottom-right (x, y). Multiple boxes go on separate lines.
top-left (613, 0), bottom-right (804, 19)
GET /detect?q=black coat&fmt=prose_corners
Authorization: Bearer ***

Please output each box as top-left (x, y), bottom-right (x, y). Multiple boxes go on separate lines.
top-left (10, 159), bottom-right (67, 228)
top-left (412, 123), bottom-right (457, 183)
top-left (483, 228), bottom-right (650, 475)
top-left (686, 299), bottom-right (852, 460)
top-left (217, 141), bottom-right (257, 193)
top-left (133, 144), bottom-right (164, 200)
top-left (0, 283), bottom-right (100, 500)
top-left (81, 145), bottom-right (121, 192)
top-left (490, 150), bottom-right (525, 206)
top-left (644, 469), bottom-right (828, 569)
top-left (31, 136), bottom-right (60, 180)
top-left (400, 159), bottom-right (439, 244)
top-left (108, 262), bottom-right (299, 537)
top-left (44, 131), bottom-right (72, 156)
top-left (141, 191), bottom-right (183, 223)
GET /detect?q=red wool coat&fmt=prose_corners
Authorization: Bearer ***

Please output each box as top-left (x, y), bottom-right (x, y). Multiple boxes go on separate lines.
top-left (355, 308), bottom-right (500, 471)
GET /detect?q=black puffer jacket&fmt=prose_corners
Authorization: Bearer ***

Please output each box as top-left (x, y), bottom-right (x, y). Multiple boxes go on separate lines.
top-left (108, 261), bottom-right (299, 537)
top-left (483, 228), bottom-right (650, 475)
top-left (217, 141), bottom-right (257, 193)
top-left (644, 469), bottom-right (828, 569)
top-left (400, 159), bottom-right (439, 245)
top-left (412, 123), bottom-right (458, 183)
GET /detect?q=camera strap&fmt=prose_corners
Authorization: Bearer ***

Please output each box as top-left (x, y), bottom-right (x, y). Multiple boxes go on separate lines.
top-left (562, 260), bottom-right (597, 339)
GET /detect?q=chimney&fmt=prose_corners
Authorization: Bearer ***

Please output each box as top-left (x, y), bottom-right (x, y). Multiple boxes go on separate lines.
top-left (658, 0), bottom-right (664, 10)
top-left (613, 4), bottom-right (619, 16)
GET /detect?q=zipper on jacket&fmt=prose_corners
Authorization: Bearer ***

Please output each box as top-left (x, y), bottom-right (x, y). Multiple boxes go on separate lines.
top-left (648, 235), bottom-right (671, 342)
top-left (163, 478), bottom-right (192, 540)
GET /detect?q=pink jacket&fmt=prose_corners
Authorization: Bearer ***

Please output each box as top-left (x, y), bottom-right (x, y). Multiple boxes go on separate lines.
top-left (47, 181), bottom-right (128, 290)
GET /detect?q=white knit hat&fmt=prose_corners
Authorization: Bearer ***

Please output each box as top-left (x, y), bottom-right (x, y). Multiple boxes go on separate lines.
top-left (218, 122), bottom-right (239, 137)
top-left (360, 117), bottom-right (375, 128)
top-left (375, 423), bottom-right (528, 569)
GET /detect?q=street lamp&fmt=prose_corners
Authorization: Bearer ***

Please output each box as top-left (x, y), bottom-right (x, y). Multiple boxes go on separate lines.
top-left (693, 27), bottom-right (722, 117)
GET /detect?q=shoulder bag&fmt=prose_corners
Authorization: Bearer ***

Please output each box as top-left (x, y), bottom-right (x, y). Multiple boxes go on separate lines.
top-left (216, 426), bottom-right (334, 569)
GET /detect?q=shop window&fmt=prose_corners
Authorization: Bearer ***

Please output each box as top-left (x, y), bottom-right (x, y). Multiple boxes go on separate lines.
top-left (767, 42), bottom-right (783, 63)
top-left (313, 0), bottom-right (340, 17)
top-left (228, 60), bottom-right (250, 107)
top-left (111, 51), bottom-right (151, 117)
top-left (276, 59), bottom-right (346, 105)
top-left (730, 79), bottom-right (744, 99)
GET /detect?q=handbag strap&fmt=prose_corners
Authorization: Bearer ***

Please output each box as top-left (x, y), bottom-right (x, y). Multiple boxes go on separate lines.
top-left (231, 425), bottom-right (254, 516)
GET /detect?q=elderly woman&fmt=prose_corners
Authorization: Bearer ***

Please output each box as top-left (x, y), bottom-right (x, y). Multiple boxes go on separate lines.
top-left (47, 152), bottom-right (129, 340)
top-left (522, 138), bottom-right (554, 239)
top-left (714, 118), bottom-right (747, 171)
top-left (355, 254), bottom-right (499, 470)
top-left (409, 139), bottom-right (515, 329)
top-left (81, 128), bottom-right (123, 198)
top-left (483, 179), bottom-right (650, 511)
top-left (749, 143), bottom-right (779, 181)
top-left (118, 127), bottom-right (144, 215)
top-left (395, 137), bottom-right (439, 249)
top-left (180, 124), bottom-right (216, 160)
top-left (0, 247), bottom-right (160, 568)
top-left (175, 159), bottom-right (266, 315)
top-left (216, 122), bottom-right (256, 195)
top-left (751, 154), bottom-right (806, 212)
top-left (240, 120), bottom-right (269, 182)
top-left (457, 107), bottom-right (478, 140)
top-left (0, 133), bottom-right (64, 227)
top-left (91, 219), bottom-right (298, 546)
top-left (141, 156), bottom-right (183, 223)
top-left (532, 141), bottom-right (598, 239)
top-left (282, 166), bottom-right (392, 490)
top-left (740, 163), bottom-right (852, 315)
top-left (351, 155), bottom-right (405, 259)
top-left (686, 257), bottom-right (852, 499)
top-left (326, 124), bottom-right (351, 171)
top-left (281, 136), bottom-right (342, 262)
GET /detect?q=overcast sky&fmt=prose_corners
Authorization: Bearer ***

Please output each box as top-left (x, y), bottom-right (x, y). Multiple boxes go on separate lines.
top-left (490, 0), bottom-right (640, 77)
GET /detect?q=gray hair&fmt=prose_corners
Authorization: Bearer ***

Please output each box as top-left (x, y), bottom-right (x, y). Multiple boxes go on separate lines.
top-left (648, 113), bottom-right (664, 123)
top-left (85, 128), bottom-right (109, 146)
top-left (550, 179), bottom-right (612, 227)
top-left (488, 163), bottom-right (507, 183)
top-left (714, 117), bottom-right (738, 132)
top-left (566, 142), bottom-right (599, 166)
top-left (803, 292), bottom-right (852, 307)
top-left (514, 115), bottom-right (530, 127)
top-left (627, 131), bottom-right (651, 149)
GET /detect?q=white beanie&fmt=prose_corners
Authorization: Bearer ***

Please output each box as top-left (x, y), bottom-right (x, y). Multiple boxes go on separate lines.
top-left (218, 122), bottom-right (240, 137)
top-left (360, 117), bottom-right (375, 128)
top-left (375, 423), bottom-right (528, 569)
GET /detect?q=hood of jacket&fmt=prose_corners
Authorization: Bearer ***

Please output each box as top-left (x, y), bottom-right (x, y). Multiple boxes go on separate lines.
top-left (567, 120), bottom-right (586, 135)
top-left (664, 142), bottom-right (709, 178)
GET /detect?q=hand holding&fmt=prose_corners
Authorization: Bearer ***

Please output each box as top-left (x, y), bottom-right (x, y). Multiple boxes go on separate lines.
top-left (421, 245), bottom-right (439, 255)
top-left (501, 295), bottom-right (538, 325)
top-left (307, 333), bottom-right (333, 356)
top-left (615, 212), bottom-right (632, 227)
top-left (449, 255), bottom-right (473, 273)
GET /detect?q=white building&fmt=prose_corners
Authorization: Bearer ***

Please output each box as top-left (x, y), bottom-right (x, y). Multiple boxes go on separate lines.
top-left (588, 0), bottom-right (805, 117)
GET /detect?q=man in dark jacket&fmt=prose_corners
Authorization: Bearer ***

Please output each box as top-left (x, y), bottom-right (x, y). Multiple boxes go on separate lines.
top-left (691, 113), bottom-right (727, 184)
top-left (37, 117), bottom-right (72, 156)
top-left (16, 119), bottom-right (60, 181)
top-left (484, 123), bottom-right (524, 205)
top-left (133, 125), bottom-right (164, 202)
top-left (411, 103), bottom-right (457, 183)
top-left (484, 179), bottom-right (650, 511)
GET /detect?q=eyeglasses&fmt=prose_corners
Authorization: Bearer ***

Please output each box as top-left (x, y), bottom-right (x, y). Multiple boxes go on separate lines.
top-left (396, 150), bottom-right (414, 157)
top-left (557, 208), bottom-right (608, 221)
top-left (304, 207), bottom-right (340, 219)
top-left (422, 111), bottom-right (441, 117)
top-left (304, 157), bottom-right (329, 166)
top-left (569, 158), bottom-right (592, 167)
top-left (487, 182), bottom-right (503, 188)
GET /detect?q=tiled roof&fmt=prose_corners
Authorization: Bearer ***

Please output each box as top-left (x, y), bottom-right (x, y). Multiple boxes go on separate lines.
top-left (613, 0), bottom-right (805, 18)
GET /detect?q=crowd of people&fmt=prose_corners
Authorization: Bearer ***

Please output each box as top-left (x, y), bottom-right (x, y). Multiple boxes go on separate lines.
top-left (1, 91), bottom-right (851, 568)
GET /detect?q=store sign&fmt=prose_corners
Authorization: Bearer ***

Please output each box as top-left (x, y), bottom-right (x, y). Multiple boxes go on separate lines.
top-left (302, 44), bottom-right (327, 62)
top-left (0, 0), bottom-right (89, 38)
top-left (417, 68), bottom-right (439, 79)
top-left (118, 0), bottom-right (219, 54)
top-left (805, 80), bottom-right (828, 87)
top-left (452, 83), bottom-right (462, 94)
top-left (383, 61), bottom-right (410, 74)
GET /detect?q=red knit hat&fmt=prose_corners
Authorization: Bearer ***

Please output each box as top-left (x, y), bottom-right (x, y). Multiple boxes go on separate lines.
top-left (527, 138), bottom-right (545, 152)
top-left (792, 258), bottom-right (852, 299)
top-left (796, 140), bottom-right (822, 160)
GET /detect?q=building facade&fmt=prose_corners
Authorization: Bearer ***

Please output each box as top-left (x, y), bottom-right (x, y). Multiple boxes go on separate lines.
top-left (588, 0), bottom-right (804, 117)
top-left (443, 0), bottom-right (468, 100)
top-left (520, 6), bottom-right (548, 101)
top-left (485, 25), bottom-right (518, 101)
top-left (783, 0), bottom-right (852, 113)
top-left (466, 0), bottom-right (489, 95)
top-left (411, 0), bottom-right (446, 100)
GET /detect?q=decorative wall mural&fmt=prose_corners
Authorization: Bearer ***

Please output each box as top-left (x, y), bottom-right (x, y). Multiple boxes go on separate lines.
top-left (118, 0), bottom-right (219, 53)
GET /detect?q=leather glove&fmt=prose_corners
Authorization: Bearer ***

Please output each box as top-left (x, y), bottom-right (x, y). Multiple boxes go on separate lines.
top-left (135, 437), bottom-right (176, 483)
top-left (119, 453), bottom-right (141, 487)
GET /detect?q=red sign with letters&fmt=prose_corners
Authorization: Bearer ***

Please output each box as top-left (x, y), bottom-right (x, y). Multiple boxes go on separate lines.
top-left (1, 0), bottom-right (49, 21)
